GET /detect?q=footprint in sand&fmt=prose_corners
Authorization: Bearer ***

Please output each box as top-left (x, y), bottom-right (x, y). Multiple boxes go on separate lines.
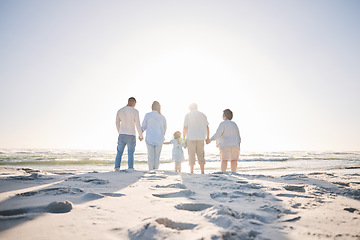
top-left (210, 192), bottom-right (229, 201)
top-left (155, 218), bottom-right (197, 230)
top-left (81, 192), bottom-right (125, 201)
top-left (82, 193), bottom-right (105, 201)
top-left (66, 176), bottom-right (109, 185)
top-left (276, 193), bottom-right (314, 199)
top-left (9, 173), bottom-right (53, 181)
top-left (142, 175), bottom-right (167, 181)
top-left (236, 180), bottom-right (249, 184)
top-left (128, 218), bottom-right (197, 239)
top-left (343, 188), bottom-right (360, 200)
top-left (210, 191), bottom-right (269, 203)
top-left (344, 207), bottom-right (359, 214)
top-left (175, 203), bottom-right (213, 211)
top-left (214, 230), bottom-right (259, 240)
top-left (284, 185), bottom-right (306, 192)
top-left (154, 183), bottom-right (187, 189)
top-left (101, 193), bottom-right (125, 197)
top-left (260, 204), bottom-right (297, 216)
top-left (152, 190), bottom-right (194, 198)
top-left (333, 182), bottom-right (350, 187)
top-left (281, 216), bottom-right (301, 222)
top-left (0, 200), bottom-right (73, 219)
top-left (16, 187), bottom-right (83, 197)
top-left (46, 201), bottom-right (73, 213)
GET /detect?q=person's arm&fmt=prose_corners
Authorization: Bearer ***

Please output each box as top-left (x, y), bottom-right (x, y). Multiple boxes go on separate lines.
top-left (206, 125), bottom-right (210, 140)
top-left (183, 115), bottom-right (188, 139)
top-left (163, 116), bottom-right (167, 136)
top-left (116, 111), bottom-right (121, 133)
top-left (236, 123), bottom-right (241, 144)
top-left (163, 141), bottom-right (171, 145)
top-left (141, 114), bottom-right (147, 132)
top-left (183, 126), bottom-right (188, 139)
top-left (210, 123), bottom-right (224, 142)
top-left (205, 125), bottom-right (211, 144)
top-left (205, 115), bottom-right (210, 143)
top-left (135, 111), bottom-right (143, 140)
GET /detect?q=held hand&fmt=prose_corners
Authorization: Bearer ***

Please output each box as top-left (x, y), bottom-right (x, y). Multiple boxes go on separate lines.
top-left (139, 137), bottom-right (144, 141)
top-left (206, 138), bottom-right (211, 144)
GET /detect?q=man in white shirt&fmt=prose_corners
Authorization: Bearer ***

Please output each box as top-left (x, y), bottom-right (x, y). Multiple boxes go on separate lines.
top-left (115, 97), bottom-right (143, 171)
top-left (183, 103), bottom-right (209, 174)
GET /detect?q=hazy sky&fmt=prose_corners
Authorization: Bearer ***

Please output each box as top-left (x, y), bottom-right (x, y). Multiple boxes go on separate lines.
top-left (1, 0), bottom-right (359, 152)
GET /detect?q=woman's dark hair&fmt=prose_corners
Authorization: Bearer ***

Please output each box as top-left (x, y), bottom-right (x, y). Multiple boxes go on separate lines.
top-left (152, 101), bottom-right (161, 114)
top-left (223, 109), bottom-right (233, 120)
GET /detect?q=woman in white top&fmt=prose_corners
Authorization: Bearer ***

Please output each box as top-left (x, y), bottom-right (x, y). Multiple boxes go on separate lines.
top-left (142, 101), bottom-right (167, 170)
top-left (207, 109), bottom-right (241, 172)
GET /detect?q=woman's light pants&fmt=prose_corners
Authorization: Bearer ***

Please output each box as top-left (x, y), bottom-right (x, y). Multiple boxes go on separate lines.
top-left (146, 143), bottom-right (162, 170)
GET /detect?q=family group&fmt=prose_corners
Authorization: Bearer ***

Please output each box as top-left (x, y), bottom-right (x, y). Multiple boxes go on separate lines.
top-left (114, 97), bottom-right (241, 173)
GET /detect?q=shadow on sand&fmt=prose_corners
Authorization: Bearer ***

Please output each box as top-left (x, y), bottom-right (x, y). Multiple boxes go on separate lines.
top-left (0, 168), bottom-right (145, 232)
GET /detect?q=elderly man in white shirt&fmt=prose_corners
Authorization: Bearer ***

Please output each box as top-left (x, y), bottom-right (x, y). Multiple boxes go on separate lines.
top-left (114, 97), bottom-right (143, 171)
top-left (183, 103), bottom-right (209, 174)
top-left (142, 101), bottom-right (167, 170)
top-left (207, 109), bottom-right (241, 172)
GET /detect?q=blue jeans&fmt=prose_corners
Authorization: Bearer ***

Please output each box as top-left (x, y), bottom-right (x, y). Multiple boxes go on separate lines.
top-left (146, 143), bottom-right (162, 170)
top-left (115, 134), bottom-right (136, 170)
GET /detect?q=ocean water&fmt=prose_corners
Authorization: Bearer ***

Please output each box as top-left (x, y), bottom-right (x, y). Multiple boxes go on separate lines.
top-left (0, 149), bottom-right (359, 173)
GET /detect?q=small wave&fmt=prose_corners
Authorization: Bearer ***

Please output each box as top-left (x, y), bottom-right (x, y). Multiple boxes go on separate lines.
top-left (239, 158), bottom-right (288, 162)
top-left (0, 160), bottom-right (113, 166)
top-left (15, 151), bottom-right (34, 154)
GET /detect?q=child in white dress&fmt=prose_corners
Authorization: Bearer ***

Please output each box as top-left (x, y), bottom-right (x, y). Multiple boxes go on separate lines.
top-left (164, 131), bottom-right (186, 172)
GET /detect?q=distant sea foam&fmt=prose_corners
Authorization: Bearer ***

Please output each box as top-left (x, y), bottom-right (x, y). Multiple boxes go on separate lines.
top-left (1, 149), bottom-right (359, 172)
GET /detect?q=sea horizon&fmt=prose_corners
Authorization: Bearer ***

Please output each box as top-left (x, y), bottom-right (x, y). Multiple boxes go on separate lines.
top-left (1, 148), bottom-right (359, 175)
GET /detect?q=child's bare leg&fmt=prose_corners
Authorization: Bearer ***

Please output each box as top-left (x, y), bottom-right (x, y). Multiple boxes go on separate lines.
top-left (175, 162), bottom-right (180, 172)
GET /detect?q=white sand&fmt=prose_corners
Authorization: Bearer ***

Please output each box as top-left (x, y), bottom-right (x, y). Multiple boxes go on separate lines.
top-left (0, 166), bottom-right (359, 239)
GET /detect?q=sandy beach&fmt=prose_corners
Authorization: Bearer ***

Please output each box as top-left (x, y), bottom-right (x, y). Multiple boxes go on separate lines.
top-left (0, 166), bottom-right (359, 240)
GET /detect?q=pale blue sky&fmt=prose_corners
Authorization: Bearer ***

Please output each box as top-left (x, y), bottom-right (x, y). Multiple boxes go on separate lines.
top-left (1, 0), bottom-right (359, 152)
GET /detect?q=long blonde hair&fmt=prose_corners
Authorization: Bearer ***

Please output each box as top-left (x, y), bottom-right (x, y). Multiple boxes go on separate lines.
top-left (152, 101), bottom-right (161, 114)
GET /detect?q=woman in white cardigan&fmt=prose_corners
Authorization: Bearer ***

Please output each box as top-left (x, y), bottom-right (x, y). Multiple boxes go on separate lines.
top-left (206, 109), bottom-right (241, 172)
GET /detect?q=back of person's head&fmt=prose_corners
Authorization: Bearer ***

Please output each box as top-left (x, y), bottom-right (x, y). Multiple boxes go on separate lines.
top-left (128, 97), bottom-right (136, 106)
top-left (189, 103), bottom-right (198, 111)
top-left (223, 109), bottom-right (233, 120)
top-left (152, 101), bottom-right (161, 114)
top-left (174, 131), bottom-right (181, 139)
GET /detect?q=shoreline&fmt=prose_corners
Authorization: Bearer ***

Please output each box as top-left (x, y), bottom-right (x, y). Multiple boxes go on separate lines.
top-left (0, 166), bottom-right (359, 239)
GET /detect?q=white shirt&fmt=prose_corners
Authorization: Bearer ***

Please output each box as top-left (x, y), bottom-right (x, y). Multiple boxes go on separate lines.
top-left (116, 106), bottom-right (143, 138)
top-left (184, 110), bottom-right (209, 140)
top-left (142, 111), bottom-right (167, 146)
top-left (210, 120), bottom-right (241, 149)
